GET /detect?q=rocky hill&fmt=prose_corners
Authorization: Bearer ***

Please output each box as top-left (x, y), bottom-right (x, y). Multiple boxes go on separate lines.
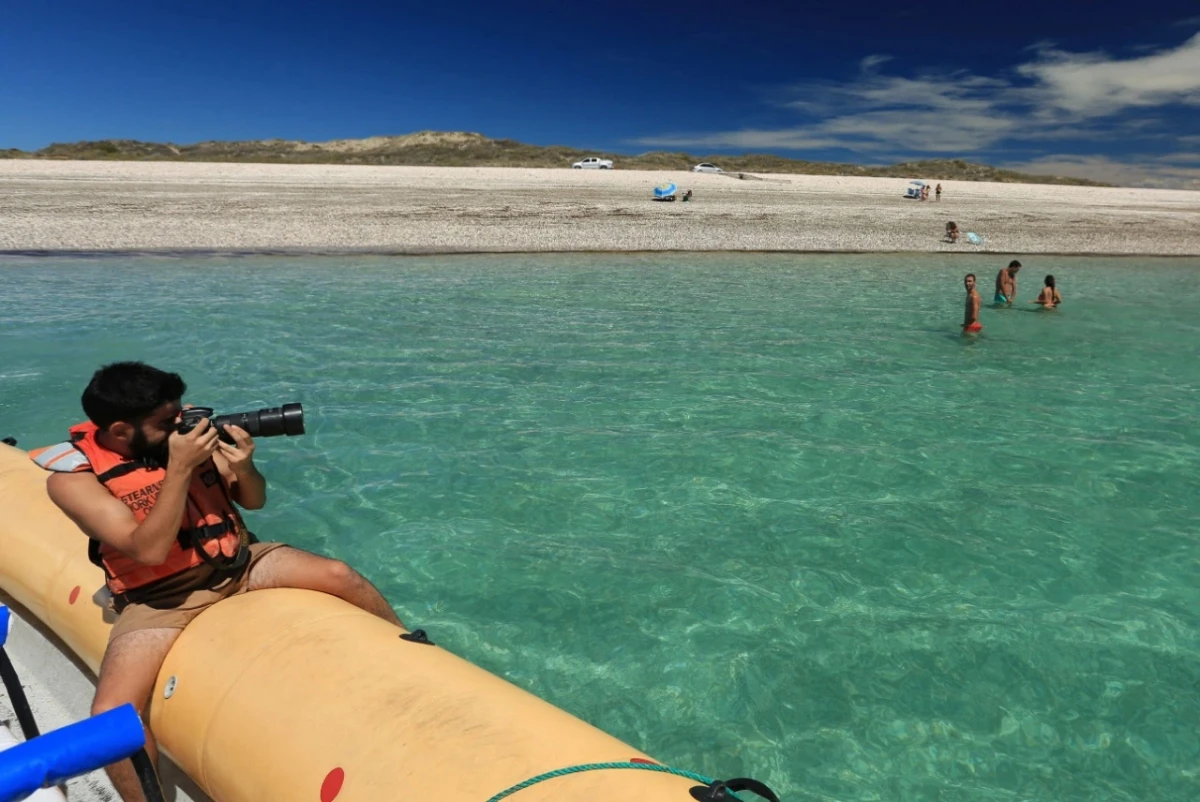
top-left (1, 131), bottom-right (1108, 186)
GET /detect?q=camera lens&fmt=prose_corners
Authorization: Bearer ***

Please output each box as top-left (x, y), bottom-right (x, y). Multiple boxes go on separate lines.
top-left (253, 403), bottom-right (305, 438)
top-left (208, 403), bottom-right (305, 441)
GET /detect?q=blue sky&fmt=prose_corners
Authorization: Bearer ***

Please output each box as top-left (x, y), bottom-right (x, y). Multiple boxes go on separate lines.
top-left (2, 1), bottom-right (1199, 186)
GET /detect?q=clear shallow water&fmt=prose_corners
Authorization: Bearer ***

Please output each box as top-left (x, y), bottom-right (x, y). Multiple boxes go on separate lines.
top-left (2, 253), bottom-right (1198, 801)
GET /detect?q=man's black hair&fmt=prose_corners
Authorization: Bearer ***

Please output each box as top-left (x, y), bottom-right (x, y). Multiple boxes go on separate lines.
top-left (1008, 260), bottom-right (1022, 268)
top-left (81, 362), bottom-right (187, 429)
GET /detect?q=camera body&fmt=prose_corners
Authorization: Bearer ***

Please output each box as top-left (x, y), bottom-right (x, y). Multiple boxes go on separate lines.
top-left (177, 403), bottom-right (305, 444)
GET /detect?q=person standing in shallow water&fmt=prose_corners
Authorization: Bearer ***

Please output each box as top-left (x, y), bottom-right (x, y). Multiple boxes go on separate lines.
top-left (1033, 274), bottom-right (1063, 308)
top-left (963, 273), bottom-right (982, 334)
top-left (994, 260), bottom-right (1021, 306)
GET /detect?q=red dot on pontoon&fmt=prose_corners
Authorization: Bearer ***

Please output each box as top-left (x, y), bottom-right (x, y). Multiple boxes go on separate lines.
top-left (320, 768), bottom-right (345, 802)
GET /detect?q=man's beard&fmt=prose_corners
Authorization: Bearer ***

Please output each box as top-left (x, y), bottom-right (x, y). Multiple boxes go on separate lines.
top-left (129, 428), bottom-right (170, 468)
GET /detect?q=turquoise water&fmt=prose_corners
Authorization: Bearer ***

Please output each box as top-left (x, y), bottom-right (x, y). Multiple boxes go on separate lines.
top-left (2, 253), bottom-right (1198, 801)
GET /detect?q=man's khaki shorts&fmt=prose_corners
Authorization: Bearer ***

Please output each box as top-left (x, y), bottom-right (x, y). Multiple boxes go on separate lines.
top-left (107, 542), bottom-right (287, 643)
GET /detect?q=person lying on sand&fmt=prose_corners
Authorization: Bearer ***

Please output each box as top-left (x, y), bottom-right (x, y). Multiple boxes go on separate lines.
top-left (1032, 274), bottom-right (1062, 308)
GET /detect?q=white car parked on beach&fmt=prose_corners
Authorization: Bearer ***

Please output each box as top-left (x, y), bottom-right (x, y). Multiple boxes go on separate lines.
top-left (572, 157), bottom-right (613, 169)
top-left (692, 163), bottom-right (723, 173)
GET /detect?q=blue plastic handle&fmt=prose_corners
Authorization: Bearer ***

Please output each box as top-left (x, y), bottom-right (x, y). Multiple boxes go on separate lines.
top-left (0, 704), bottom-right (145, 802)
top-left (0, 606), bottom-right (9, 648)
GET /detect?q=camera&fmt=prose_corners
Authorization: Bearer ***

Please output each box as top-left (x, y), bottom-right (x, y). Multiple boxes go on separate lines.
top-left (177, 403), bottom-right (305, 444)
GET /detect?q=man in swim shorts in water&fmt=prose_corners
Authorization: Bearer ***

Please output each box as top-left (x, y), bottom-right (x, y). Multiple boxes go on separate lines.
top-left (994, 260), bottom-right (1021, 306)
top-left (963, 273), bottom-right (982, 333)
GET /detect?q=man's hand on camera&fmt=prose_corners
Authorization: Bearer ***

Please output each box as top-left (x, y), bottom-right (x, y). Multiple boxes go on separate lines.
top-left (168, 417), bottom-right (220, 472)
top-left (216, 425), bottom-right (256, 475)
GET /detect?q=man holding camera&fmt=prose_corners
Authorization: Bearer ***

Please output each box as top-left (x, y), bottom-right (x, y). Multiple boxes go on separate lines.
top-left (33, 362), bottom-right (403, 802)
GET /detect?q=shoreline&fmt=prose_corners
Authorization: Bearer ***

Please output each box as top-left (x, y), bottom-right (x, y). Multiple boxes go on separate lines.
top-left (3, 161), bottom-right (1199, 256)
top-left (5, 248), bottom-right (1200, 259)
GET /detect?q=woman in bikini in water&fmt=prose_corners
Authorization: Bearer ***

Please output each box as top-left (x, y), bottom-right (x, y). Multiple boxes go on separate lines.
top-left (1032, 275), bottom-right (1063, 308)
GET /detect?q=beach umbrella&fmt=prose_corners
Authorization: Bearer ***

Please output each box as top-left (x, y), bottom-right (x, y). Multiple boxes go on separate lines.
top-left (654, 182), bottom-right (678, 199)
top-left (909, 180), bottom-right (926, 187)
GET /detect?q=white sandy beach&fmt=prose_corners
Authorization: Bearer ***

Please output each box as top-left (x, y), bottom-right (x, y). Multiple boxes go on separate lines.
top-left (1, 160), bottom-right (1198, 255)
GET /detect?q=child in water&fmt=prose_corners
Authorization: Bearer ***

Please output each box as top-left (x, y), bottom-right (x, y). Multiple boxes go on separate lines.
top-left (1032, 275), bottom-right (1063, 308)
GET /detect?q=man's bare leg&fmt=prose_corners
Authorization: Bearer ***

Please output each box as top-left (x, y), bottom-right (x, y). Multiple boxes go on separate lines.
top-left (247, 546), bottom-right (404, 627)
top-left (91, 628), bottom-right (182, 802)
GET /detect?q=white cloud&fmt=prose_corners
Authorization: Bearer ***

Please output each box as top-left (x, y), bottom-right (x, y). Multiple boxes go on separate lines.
top-left (859, 54), bottom-right (894, 71)
top-left (631, 33), bottom-right (1200, 183)
top-left (1006, 154), bottom-right (1200, 189)
top-left (638, 70), bottom-right (1024, 155)
top-left (1018, 34), bottom-right (1200, 116)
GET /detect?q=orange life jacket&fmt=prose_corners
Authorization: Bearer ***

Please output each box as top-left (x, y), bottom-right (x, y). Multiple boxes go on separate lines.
top-left (30, 421), bottom-right (249, 600)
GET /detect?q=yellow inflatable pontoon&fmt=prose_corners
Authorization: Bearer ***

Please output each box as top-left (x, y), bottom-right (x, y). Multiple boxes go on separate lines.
top-left (0, 442), bottom-right (720, 802)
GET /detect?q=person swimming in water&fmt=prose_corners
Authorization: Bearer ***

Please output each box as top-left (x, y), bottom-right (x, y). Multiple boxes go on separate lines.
top-left (994, 260), bottom-right (1021, 306)
top-left (963, 273), bottom-right (982, 333)
top-left (1032, 274), bottom-right (1062, 308)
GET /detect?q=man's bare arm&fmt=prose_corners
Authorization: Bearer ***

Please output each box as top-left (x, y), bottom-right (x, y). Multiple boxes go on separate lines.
top-left (47, 469), bottom-right (193, 565)
top-left (211, 425), bottom-right (266, 510)
top-left (45, 419), bottom-right (221, 565)
top-left (212, 452), bottom-right (267, 510)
